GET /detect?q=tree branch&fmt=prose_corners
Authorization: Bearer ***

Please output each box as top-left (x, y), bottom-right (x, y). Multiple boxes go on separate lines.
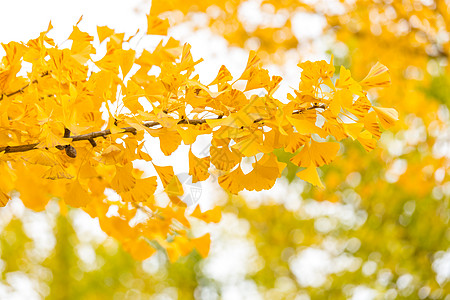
top-left (0, 104), bottom-right (327, 155)
top-left (0, 71), bottom-right (50, 101)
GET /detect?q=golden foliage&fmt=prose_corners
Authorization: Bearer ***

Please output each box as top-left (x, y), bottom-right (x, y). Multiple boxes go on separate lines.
top-left (0, 6), bottom-right (395, 260)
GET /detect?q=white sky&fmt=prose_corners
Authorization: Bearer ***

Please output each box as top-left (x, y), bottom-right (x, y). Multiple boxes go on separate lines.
top-left (0, 0), bottom-right (147, 44)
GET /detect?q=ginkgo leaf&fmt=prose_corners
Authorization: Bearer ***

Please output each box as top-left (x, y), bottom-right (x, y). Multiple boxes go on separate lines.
top-left (189, 150), bottom-right (210, 182)
top-left (0, 190), bottom-right (9, 207)
top-left (121, 177), bottom-right (157, 202)
top-left (296, 165), bottom-right (324, 188)
top-left (176, 125), bottom-right (212, 145)
top-left (43, 165), bottom-right (74, 180)
top-left (153, 164), bottom-right (174, 187)
top-left (37, 124), bottom-right (70, 149)
top-left (97, 25), bottom-right (115, 43)
top-left (244, 153), bottom-right (286, 191)
top-left (343, 123), bottom-right (364, 140)
top-left (336, 66), bottom-right (363, 96)
top-left (64, 180), bottom-right (91, 207)
top-left (149, 128), bottom-right (182, 155)
top-left (373, 106), bottom-right (398, 129)
top-left (358, 137), bottom-right (377, 152)
top-left (147, 15), bottom-right (170, 35)
top-left (309, 140), bottom-right (340, 167)
top-left (16, 165), bottom-right (52, 211)
top-left (239, 50), bottom-right (261, 80)
top-left (363, 111), bottom-right (381, 139)
top-left (287, 116), bottom-right (328, 138)
top-left (94, 145), bottom-right (124, 165)
top-left (165, 174), bottom-right (184, 197)
top-left (192, 234), bottom-right (211, 258)
top-left (232, 132), bottom-right (270, 157)
top-left (111, 163), bottom-right (136, 193)
top-left (123, 238), bottom-right (156, 261)
top-left (218, 166), bottom-right (245, 194)
top-left (209, 65), bottom-right (233, 86)
top-left (190, 206), bottom-right (221, 223)
top-left (291, 140), bottom-right (340, 168)
top-left (210, 145), bottom-right (241, 171)
top-left (329, 89), bottom-right (353, 116)
top-left (348, 96), bottom-right (372, 119)
top-left (360, 62), bottom-right (391, 88)
top-left (284, 133), bottom-right (309, 153)
top-left (22, 149), bottom-right (58, 166)
top-left (117, 49), bottom-right (136, 77)
top-left (244, 68), bottom-right (270, 91)
top-left (290, 144), bottom-right (311, 167)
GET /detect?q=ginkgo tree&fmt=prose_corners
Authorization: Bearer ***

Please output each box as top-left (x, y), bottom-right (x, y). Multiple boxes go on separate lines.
top-left (0, 10), bottom-right (397, 261)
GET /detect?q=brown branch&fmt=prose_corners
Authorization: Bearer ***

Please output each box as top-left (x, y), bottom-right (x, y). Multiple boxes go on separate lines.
top-left (0, 71), bottom-right (50, 101)
top-left (0, 104), bottom-right (328, 155)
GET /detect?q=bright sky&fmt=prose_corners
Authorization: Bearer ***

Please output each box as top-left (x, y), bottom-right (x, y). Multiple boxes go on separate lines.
top-left (0, 0), bottom-right (147, 44)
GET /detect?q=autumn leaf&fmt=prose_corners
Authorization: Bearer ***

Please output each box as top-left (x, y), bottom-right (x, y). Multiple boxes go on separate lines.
top-left (360, 62), bottom-right (391, 88)
top-left (188, 150), bottom-right (210, 182)
top-left (372, 106), bottom-right (399, 129)
top-left (147, 15), bottom-right (170, 35)
top-left (64, 180), bottom-right (91, 207)
top-left (296, 165), bottom-right (324, 188)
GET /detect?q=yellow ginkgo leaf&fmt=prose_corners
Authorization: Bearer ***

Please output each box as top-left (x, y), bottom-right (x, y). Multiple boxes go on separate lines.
top-left (147, 15), bottom-right (170, 35)
top-left (64, 180), bottom-right (91, 207)
top-left (22, 149), bottom-right (58, 166)
top-left (358, 135), bottom-right (377, 152)
top-left (360, 62), bottom-right (391, 88)
top-left (218, 166), bottom-right (245, 194)
top-left (329, 89), bottom-right (353, 116)
top-left (296, 165), bottom-right (324, 188)
top-left (363, 111), bottom-right (381, 139)
top-left (97, 25), bottom-right (115, 43)
top-left (165, 175), bottom-right (184, 197)
top-left (16, 165), bottom-right (52, 211)
top-left (192, 233), bottom-right (211, 258)
top-left (244, 68), bottom-right (270, 91)
top-left (244, 153), bottom-right (286, 191)
top-left (373, 106), bottom-right (398, 129)
top-left (123, 239), bottom-right (156, 261)
top-left (121, 177), bottom-right (157, 202)
top-left (117, 49), bottom-right (136, 77)
top-left (94, 145), bottom-right (124, 165)
top-left (290, 144), bottom-right (311, 167)
top-left (190, 206), bottom-right (222, 223)
top-left (336, 66), bottom-right (363, 96)
top-left (284, 133), bottom-right (309, 153)
top-left (149, 128), bottom-right (182, 156)
top-left (43, 165), bottom-right (74, 180)
top-left (189, 150), bottom-right (210, 183)
top-left (209, 65), bottom-right (233, 86)
top-left (0, 189), bottom-right (9, 207)
top-left (309, 140), bottom-right (340, 167)
top-left (153, 164), bottom-right (174, 188)
top-left (111, 163), bottom-right (136, 193)
top-left (343, 123), bottom-right (364, 140)
top-left (291, 140), bottom-right (340, 168)
top-left (37, 124), bottom-right (70, 149)
top-left (287, 116), bottom-right (328, 138)
top-left (239, 50), bottom-right (261, 80)
top-left (210, 145), bottom-right (241, 171)
top-left (232, 132), bottom-right (270, 157)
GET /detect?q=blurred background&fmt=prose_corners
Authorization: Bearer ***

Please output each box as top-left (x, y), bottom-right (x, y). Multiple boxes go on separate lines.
top-left (0, 0), bottom-right (449, 299)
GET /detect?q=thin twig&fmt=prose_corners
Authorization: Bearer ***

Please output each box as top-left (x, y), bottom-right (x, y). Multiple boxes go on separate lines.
top-left (0, 71), bottom-right (50, 101)
top-left (0, 104), bottom-right (327, 155)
